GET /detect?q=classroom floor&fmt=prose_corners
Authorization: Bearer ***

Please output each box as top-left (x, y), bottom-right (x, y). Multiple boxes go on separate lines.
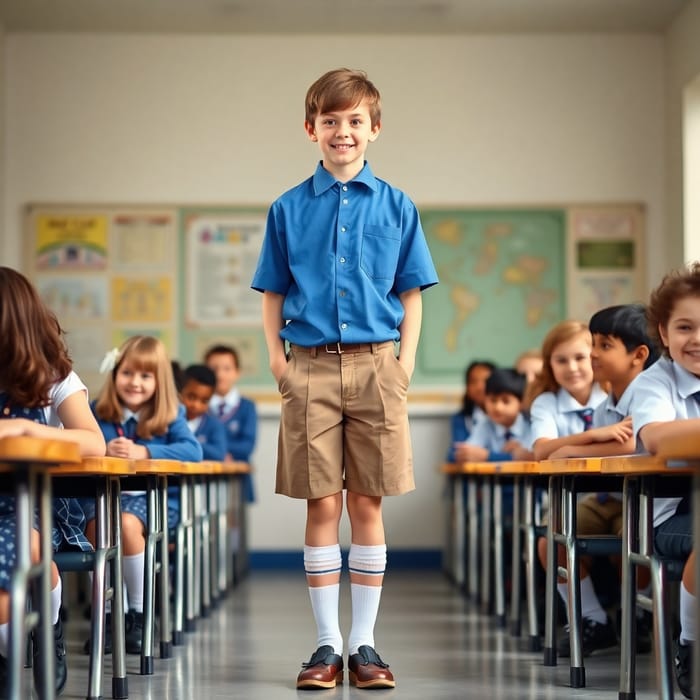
top-left (49, 570), bottom-right (665, 699)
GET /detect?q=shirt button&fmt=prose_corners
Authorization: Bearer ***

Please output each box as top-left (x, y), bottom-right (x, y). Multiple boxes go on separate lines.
top-left (342, 185), bottom-right (348, 191)
top-left (340, 257), bottom-right (346, 263)
top-left (339, 290), bottom-right (346, 297)
top-left (340, 227), bottom-right (346, 233)
top-left (342, 199), bottom-right (348, 205)
top-left (341, 323), bottom-right (348, 330)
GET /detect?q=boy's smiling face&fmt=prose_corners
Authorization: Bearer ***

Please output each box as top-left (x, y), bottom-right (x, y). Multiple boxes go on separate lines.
top-left (659, 295), bottom-right (700, 377)
top-left (305, 98), bottom-right (380, 181)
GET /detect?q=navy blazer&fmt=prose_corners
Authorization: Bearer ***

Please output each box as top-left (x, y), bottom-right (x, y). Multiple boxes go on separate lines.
top-left (93, 403), bottom-right (203, 462)
top-left (193, 413), bottom-right (227, 461)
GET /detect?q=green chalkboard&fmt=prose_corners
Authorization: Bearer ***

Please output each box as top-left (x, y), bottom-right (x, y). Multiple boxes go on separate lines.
top-left (417, 208), bottom-right (567, 382)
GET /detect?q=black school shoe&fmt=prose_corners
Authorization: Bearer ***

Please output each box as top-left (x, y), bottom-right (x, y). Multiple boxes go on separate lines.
top-left (557, 615), bottom-right (617, 657)
top-left (125, 609), bottom-right (144, 655)
top-left (0, 653), bottom-right (7, 699)
top-left (33, 615), bottom-right (68, 696)
top-left (674, 639), bottom-right (693, 699)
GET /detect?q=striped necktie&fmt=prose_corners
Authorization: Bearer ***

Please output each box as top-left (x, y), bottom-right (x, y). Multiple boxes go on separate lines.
top-left (577, 408), bottom-right (594, 431)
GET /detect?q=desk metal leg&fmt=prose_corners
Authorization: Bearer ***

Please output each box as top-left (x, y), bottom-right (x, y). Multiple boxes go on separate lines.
top-left (110, 477), bottom-right (127, 699)
top-left (141, 475), bottom-right (158, 675)
top-left (158, 476), bottom-right (172, 660)
top-left (564, 476), bottom-right (585, 688)
top-left (174, 478), bottom-right (188, 645)
top-left (480, 478), bottom-right (492, 615)
top-left (510, 477), bottom-right (522, 637)
top-left (186, 476), bottom-right (197, 631)
top-left (524, 477), bottom-right (541, 652)
top-left (200, 479), bottom-right (211, 618)
top-left (543, 475), bottom-right (561, 666)
top-left (37, 470), bottom-right (55, 700)
top-left (217, 478), bottom-right (228, 595)
top-left (619, 476), bottom-right (638, 700)
top-left (467, 476), bottom-right (479, 602)
top-left (494, 478), bottom-right (506, 628)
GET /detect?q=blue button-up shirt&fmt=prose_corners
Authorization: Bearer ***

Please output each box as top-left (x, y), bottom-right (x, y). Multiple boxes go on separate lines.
top-left (251, 162), bottom-right (438, 346)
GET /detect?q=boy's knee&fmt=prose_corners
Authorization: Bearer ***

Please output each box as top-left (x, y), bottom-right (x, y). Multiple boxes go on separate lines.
top-left (121, 513), bottom-right (146, 551)
top-left (307, 494), bottom-right (342, 525)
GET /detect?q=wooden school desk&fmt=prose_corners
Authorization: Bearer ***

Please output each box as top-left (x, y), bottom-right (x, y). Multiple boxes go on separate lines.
top-left (0, 436), bottom-right (80, 700)
top-left (51, 455), bottom-right (132, 700)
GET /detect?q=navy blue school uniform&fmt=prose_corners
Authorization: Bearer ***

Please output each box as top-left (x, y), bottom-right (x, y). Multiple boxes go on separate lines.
top-left (188, 413), bottom-right (227, 461)
top-left (445, 407), bottom-right (486, 463)
top-left (80, 403), bottom-right (203, 530)
top-left (209, 391), bottom-right (257, 501)
top-left (0, 382), bottom-right (93, 590)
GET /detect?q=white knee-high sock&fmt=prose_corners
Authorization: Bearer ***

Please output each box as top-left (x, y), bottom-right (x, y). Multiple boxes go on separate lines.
top-left (348, 543), bottom-right (387, 655)
top-left (0, 622), bottom-right (8, 658)
top-left (123, 552), bottom-right (145, 613)
top-left (680, 583), bottom-right (697, 644)
top-left (51, 576), bottom-right (63, 625)
top-left (304, 544), bottom-right (342, 654)
top-left (579, 575), bottom-right (607, 624)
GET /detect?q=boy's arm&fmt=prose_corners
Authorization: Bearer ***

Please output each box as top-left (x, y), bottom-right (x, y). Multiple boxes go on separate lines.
top-left (262, 291), bottom-right (287, 383)
top-left (397, 287), bottom-right (422, 380)
top-left (638, 418), bottom-right (700, 454)
top-left (549, 436), bottom-right (635, 459)
top-left (532, 419), bottom-right (632, 460)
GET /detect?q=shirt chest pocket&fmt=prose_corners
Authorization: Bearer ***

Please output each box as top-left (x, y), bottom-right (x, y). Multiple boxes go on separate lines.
top-left (360, 225), bottom-right (401, 281)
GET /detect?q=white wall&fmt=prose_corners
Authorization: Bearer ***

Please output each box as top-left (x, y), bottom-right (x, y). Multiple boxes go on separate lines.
top-left (667, 0), bottom-right (700, 264)
top-left (684, 75), bottom-right (700, 263)
top-left (2, 32), bottom-right (668, 553)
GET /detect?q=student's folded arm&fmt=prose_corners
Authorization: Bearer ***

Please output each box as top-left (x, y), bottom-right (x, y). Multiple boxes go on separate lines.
top-left (532, 432), bottom-right (594, 460)
top-left (549, 437), bottom-right (635, 459)
top-left (638, 418), bottom-right (700, 455)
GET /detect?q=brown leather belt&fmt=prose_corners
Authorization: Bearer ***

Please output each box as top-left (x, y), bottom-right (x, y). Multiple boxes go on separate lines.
top-left (291, 341), bottom-right (393, 356)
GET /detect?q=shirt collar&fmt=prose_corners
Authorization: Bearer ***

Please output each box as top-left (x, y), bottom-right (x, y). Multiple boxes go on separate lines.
top-left (311, 161), bottom-right (378, 196)
top-left (121, 408), bottom-right (140, 422)
top-left (556, 383), bottom-right (606, 413)
top-left (671, 359), bottom-right (700, 399)
top-left (212, 387), bottom-right (240, 410)
top-left (607, 374), bottom-right (640, 417)
top-left (498, 412), bottom-right (528, 439)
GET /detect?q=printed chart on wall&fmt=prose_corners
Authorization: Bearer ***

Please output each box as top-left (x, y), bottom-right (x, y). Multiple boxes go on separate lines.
top-left (566, 205), bottom-right (645, 321)
top-left (179, 206), bottom-right (268, 383)
top-left (419, 209), bottom-right (567, 375)
top-left (24, 206), bottom-right (178, 395)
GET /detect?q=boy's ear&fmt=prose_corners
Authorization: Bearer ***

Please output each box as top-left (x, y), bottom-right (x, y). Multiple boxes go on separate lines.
top-left (368, 120), bottom-right (381, 142)
top-left (304, 120), bottom-right (318, 142)
top-left (632, 344), bottom-right (650, 366)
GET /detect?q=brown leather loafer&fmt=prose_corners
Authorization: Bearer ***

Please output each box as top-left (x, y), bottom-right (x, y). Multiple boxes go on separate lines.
top-left (348, 645), bottom-right (395, 688)
top-left (296, 645), bottom-right (344, 689)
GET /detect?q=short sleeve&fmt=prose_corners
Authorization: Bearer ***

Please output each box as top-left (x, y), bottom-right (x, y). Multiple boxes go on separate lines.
top-left (529, 393), bottom-right (559, 442)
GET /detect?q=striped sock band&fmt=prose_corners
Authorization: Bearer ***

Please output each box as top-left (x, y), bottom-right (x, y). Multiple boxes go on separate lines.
top-left (348, 543), bottom-right (387, 577)
top-left (303, 544), bottom-right (342, 578)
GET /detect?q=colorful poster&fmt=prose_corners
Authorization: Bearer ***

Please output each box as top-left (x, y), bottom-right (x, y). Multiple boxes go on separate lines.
top-left (111, 277), bottom-right (172, 322)
top-left (35, 215), bottom-right (108, 269)
top-left (185, 215), bottom-right (266, 326)
top-left (111, 213), bottom-right (175, 269)
top-left (37, 275), bottom-right (107, 321)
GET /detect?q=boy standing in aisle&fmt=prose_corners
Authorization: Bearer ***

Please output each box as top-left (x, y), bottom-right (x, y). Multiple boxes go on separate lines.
top-left (252, 68), bottom-right (437, 689)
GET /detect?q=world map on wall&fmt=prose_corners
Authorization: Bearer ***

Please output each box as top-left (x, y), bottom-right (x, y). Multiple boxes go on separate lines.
top-left (418, 209), bottom-right (566, 375)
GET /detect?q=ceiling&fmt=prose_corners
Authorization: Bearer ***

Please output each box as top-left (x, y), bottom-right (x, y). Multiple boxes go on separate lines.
top-left (0, 0), bottom-right (691, 35)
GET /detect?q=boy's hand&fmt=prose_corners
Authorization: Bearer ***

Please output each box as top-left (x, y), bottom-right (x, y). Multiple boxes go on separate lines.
top-left (454, 442), bottom-right (488, 462)
top-left (593, 417), bottom-right (633, 444)
top-left (270, 355), bottom-right (288, 384)
top-left (397, 355), bottom-right (415, 381)
top-left (504, 440), bottom-right (533, 460)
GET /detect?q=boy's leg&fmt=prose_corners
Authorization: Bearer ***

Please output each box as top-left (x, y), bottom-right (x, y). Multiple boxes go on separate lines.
top-left (297, 493), bottom-right (344, 689)
top-left (346, 492), bottom-right (395, 688)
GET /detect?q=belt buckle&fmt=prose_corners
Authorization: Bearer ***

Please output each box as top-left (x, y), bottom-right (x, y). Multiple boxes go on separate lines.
top-left (325, 342), bottom-right (343, 354)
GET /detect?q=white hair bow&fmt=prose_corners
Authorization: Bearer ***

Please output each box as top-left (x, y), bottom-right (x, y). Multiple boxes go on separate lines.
top-left (99, 347), bottom-right (121, 374)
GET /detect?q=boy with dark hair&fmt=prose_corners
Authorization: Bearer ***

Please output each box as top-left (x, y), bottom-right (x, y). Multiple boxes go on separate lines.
top-left (181, 364), bottom-right (227, 461)
top-left (204, 344), bottom-right (257, 498)
top-left (251, 68), bottom-right (438, 689)
top-left (456, 368), bottom-right (532, 462)
top-left (541, 303), bottom-right (658, 657)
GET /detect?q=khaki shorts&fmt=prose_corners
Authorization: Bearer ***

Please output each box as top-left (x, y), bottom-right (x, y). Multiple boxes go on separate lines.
top-left (275, 341), bottom-right (415, 500)
top-left (576, 493), bottom-right (623, 537)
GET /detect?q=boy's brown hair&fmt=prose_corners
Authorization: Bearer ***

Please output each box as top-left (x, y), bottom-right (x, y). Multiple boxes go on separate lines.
top-left (305, 68), bottom-right (382, 128)
top-left (647, 260), bottom-right (700, 357)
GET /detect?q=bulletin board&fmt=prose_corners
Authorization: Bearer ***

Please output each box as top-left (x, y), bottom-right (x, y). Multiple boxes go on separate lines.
top-left (23, 202), bottom-right (645, 400)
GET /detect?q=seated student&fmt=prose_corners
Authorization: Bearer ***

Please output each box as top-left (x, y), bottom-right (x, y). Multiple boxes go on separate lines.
top-left (515, 349), bottom-right (544, 386)
top-left (180, 364), bottom-right (227, 461)
top-left (204, 345), bottom-right (257, 500)
top-left (0, 266), bottom-right (106, 696)
top-left (629, 262), bottom-right (700, 699)
top-left (447, 360), bottom-right (495, 462)
top-left (538, 304), bottom-right (658, 656)
top-left (455, 368), bottom-right (532, 462)
top-left (81, 336), bottom-right (202, 655)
